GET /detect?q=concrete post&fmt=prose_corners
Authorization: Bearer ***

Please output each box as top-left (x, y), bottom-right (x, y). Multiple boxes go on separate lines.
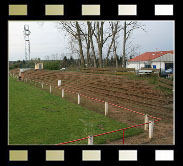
top-left (105, 102), bottom-right (108, 116)
top-left (62, 89), bottom-right (64, 98)
top-left (58, 80), bottom-right (61, 87)
top-left (88, 135), bottom-right (93, 145)
top-left (149, 120), bottom-right (154, 139)
top-left (50, 85), bottom-right (52, 93)
top-left (78, 93), bottom-right (80, 104)
top-left (144, 114), bottom-right (149, 130)
top-left (42, 83), bottom-right (44, 89)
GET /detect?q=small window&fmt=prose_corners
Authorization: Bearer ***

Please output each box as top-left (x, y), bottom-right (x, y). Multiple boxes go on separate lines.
top-left (145, 65), bottom-right (151, 68)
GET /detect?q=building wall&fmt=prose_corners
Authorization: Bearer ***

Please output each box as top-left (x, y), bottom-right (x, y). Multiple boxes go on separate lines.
top-left (127, 53), bottom-right (174, 71)
top-left (127, 61), bottom-right (167, 71)
top-left (151, 61), bottom-right (165, 71)
top-left (151, 53), bottom-right (174, 62)
top-left (126, 61), bottom-right (145, 70)
top-left (35, 63), bottom-right (43, 70)
top-left (152, 61), bottom-right (174, 71)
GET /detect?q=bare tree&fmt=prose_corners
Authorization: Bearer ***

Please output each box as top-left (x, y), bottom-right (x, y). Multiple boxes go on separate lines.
top-left (113, 39), bottom-right (118, 68)
top-left (87, 22), bottom-right (97, 68)
top-left (122, 21), bottom-right (146, 68)
top-left (58, 21), bottom-right (85, 67)
top-left (77, 22), bottom-right (92, 67)
top-left (126, 43), bottom-right (141, 60)
top-left (75, 21), bottom-right (85, 67)
top-left (105, 22), bottom-right (123, 67)
top-left (92, 21), bottom-right (114, 68)
top-left (69, 38), bottom-right (80, 57)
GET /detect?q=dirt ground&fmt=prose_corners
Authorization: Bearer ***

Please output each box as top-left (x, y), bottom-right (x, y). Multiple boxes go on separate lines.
top-left (10, 69), bottom-right (174, 145)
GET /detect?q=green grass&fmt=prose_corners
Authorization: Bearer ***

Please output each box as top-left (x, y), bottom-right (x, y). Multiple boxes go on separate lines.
top-left (9, 77), bottom-right (142, 145)
top-left (125, 75), bottom-right (173, 94)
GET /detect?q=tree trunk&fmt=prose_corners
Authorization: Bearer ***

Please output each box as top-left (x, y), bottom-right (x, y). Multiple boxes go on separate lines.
top-left (98, 43), bottom-right (103, 68)
top-left (76, 21), bottom-right (85, 67)
top-left (87, 22), bottom-right (97, 68)
top-left (97, 22), bottom-right (103, 68)
top-left (113, 41), bottom-right (118, 68)
top-left (91, 40), bottom-right (97, 68)
top-left (106, 41), bottom-right (113, 67)
top-left (105, 22), bottom-right (119, 67)
top-left (122, 21), bottom-right (126, 68)
top-left (86, 35), bottom-right (90, 67)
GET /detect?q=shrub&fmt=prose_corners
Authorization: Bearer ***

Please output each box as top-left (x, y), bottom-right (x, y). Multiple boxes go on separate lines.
top-left (43, 61), bottom-right (60, 70)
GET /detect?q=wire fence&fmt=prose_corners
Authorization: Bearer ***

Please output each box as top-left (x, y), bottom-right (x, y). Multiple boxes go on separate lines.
top-left (10, 74), bottom-right (162, 145)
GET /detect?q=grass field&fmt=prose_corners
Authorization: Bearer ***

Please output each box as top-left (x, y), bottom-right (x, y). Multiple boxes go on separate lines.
top-left (9, 77), bottom-right (142, 145)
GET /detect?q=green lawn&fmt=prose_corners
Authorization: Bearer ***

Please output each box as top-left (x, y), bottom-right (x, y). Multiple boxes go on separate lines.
top-left (9, 77), bottom-right (142, 145)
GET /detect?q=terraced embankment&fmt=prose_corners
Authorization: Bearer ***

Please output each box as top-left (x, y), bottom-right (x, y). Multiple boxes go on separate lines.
top-left (10, 69), bottom-right (174, 144)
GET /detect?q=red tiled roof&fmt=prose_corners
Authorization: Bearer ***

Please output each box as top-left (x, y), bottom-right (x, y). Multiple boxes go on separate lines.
top-left (128, 50), bottom-right (173, 62)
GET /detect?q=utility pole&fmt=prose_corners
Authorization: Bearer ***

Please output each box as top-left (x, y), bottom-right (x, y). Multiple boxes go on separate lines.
top-left (23, 25), bottom-right (31, 61)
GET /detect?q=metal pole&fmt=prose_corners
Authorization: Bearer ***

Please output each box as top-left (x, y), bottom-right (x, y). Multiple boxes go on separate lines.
top-left (88, 135), bottom-right (93, 145)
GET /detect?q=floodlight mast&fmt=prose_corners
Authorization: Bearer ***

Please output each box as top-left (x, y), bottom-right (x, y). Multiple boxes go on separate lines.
top-left (23, 25), bottom-right (31, 61)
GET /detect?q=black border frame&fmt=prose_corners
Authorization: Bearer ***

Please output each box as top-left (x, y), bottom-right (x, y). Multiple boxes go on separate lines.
top-left (0, 0), bottom-right (180, 165)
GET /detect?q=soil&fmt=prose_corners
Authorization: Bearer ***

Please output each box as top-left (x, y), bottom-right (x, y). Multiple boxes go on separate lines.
top-left (10, 69), bottom-right (174, 145)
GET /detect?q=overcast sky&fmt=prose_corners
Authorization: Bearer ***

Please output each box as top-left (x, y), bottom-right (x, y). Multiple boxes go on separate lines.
top-left (8, 21), bottom-right (174, 61)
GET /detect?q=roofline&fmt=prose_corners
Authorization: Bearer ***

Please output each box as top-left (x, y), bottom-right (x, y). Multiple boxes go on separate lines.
top-left (128, 50), bottom-right (174, 62)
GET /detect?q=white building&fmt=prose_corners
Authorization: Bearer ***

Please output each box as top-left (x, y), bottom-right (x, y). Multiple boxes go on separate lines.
top-left (126, 50), bottom-right (174, 71)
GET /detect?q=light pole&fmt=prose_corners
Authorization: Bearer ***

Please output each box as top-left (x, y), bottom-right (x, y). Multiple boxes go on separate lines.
top-left (23, 25), bottom-right (31, 61)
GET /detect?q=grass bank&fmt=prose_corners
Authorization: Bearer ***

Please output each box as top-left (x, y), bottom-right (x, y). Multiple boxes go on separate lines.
top-left (9, 77), bottom-right (142, 145)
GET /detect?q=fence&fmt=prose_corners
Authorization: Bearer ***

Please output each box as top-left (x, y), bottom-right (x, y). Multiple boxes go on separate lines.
top-left (55, 120), bottom-right (155, 145)
top-left (10, 74), bottom-right (162, 145)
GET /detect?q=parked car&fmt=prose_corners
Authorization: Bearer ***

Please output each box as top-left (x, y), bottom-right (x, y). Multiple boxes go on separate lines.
top-left (60, 68), bottom-right (66, 71)
top-left (165, 68), bottom-right (173, 74)
top-left (161, 68), bottom-right (173, 77)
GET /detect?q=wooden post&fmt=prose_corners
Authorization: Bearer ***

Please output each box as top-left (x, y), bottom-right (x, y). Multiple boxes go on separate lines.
top-left (88, 135), bottom-right (93, 145)
top-left (62, 89), bottom-right (64, 98)
top-left (42, 83), bottom-right (44, 89)
top-left (58, 80), bottom-right (61, 87)
top-left (50, 85), bottom-right (52, 93)
top-left (144, 114), bottom-right (149, 130)
top-left (105, 101), bottom-right (108, 116)
top-left (78, 93), bottom-right (80, 104)
top-left (149, 120), bottom-right (154, 139)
